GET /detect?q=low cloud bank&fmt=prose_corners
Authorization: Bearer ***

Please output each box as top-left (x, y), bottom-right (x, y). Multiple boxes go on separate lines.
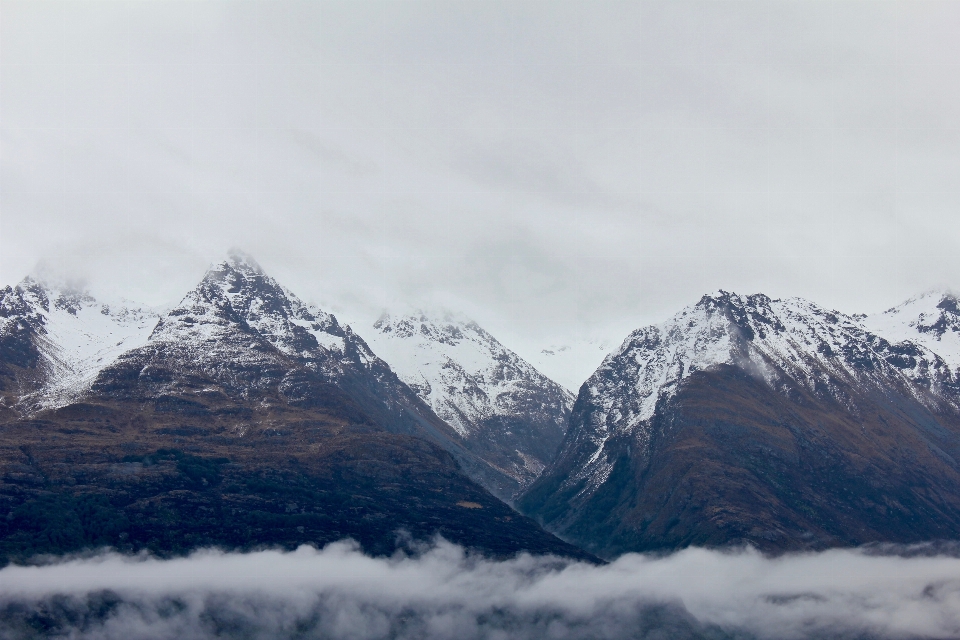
top-left (2, 540), bottom-right (960, 639)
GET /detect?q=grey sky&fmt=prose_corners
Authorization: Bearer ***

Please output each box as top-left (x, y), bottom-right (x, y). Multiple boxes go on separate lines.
top-left (3, 1), bottom-right (960, 368)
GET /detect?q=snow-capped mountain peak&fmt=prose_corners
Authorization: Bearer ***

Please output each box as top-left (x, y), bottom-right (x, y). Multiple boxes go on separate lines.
top-left (523, 288), bottom-right (960, 557)
top-left (866, 289), bottom-right (960, 370)
top-left (371, 311), bottom-right (506, 399)
top-left (151, 253), bottom-right (344, 360)
top-left (369, 310), bottom-right (570, 433)
top-left (565, 290), bottom-right (960, 497)
top-left (0, 276), bottom-right (160, 412)
top-left (366, 310), bottom-right (573, 494)
top-left (374, 310), bottom-right (479, 344)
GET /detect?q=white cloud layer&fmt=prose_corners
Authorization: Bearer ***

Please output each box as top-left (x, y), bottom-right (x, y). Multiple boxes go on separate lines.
top-left (2, 540), bottom-right (960, 639)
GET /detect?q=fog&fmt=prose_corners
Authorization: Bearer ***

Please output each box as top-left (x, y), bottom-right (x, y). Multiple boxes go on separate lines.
top-left (2, 540), bottom-right (960, 639)
top-left (4, 1), bottom-right (960, 366)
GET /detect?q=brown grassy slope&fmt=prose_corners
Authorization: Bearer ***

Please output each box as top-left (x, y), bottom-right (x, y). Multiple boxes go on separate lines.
top-left (0, 385), bottom-right (595, 564)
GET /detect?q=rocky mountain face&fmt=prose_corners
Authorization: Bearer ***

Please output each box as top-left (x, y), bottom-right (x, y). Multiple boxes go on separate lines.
top-left (12, 263), bottom-right (960, 563)
top-left (0, 254), bottom-right (594, 564)
top-left (519, 291), bottom-right (960, 558)
top-left (366, 312), bottom-right (574, 499)
top-left (0, 279), bottom-right (158, 418)
top-left (89, 254), bottom-right (463, 448)
top-left (865, 289), bottom-right (960, 369)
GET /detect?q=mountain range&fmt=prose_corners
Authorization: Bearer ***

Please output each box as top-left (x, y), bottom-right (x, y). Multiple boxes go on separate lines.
top-left (0, 253), bottom-right (589, 563)
top-left (4, 253), bottom-right (960, 562)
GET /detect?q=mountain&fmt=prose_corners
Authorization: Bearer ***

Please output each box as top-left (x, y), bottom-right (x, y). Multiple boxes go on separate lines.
top-left (865, 289), bottom-right (960, 370)
top-left (89, 254), bottom-right (533, 497)
top-left (88, 253), bottom-right (458, 440)
top-left (519, 291), bottom-right (960, 558)
top-left (365, 312), bottom-right (574, 498)
top-left (0, 278), bottom-right (159, 417)
top-left (0, 254), bottom-right (594, 564)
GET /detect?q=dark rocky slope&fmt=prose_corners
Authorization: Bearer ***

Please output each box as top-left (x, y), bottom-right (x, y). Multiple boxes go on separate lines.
top-left (0, 256), bottom-right (594, 564)
top-left (0, 395), bottom-right (590, 564)
top-left (519, 292), bottom-right (960, 558)
top-left (0, 254), bottom-right (556, 503)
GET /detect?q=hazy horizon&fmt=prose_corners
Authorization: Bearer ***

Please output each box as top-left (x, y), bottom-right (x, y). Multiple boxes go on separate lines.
top-left (3, 1), bottom-right (960, 375)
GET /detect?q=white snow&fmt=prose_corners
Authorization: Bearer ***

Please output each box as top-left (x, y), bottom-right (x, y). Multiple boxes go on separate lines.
top-left (309, 327), bottom-right (346, 354)
top-left (17, 285), bottom-right (160, 409)
top-left (565, 290), bottom-right (960, 497)
top-left (365, 311), bottom-right (573, 437)
top-left (865, 289), bottom-right (960, 371)
top-left (129, 254), bottom-right (405, 407)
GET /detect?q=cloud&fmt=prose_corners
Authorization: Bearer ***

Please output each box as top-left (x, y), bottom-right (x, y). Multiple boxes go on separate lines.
top-left (4, 1), bottom-right (960, 368)
top-left (2, 540), bottom-right (960, 639)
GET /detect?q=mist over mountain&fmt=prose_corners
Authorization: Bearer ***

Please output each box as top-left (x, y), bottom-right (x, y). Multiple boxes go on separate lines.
top-left (4, 541), bottom-right (960, 640)
top-left (524, 339), bottom-right (615, 394)
top-left (5, 2), bottom-right (960, 639)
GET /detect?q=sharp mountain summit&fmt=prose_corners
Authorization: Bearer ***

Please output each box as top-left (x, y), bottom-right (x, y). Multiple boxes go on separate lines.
top-left (3, 253), bottom-right (960, 562)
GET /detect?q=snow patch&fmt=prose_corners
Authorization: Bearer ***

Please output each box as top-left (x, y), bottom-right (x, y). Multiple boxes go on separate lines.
top-left (366, 311), bottom-right (573, 439)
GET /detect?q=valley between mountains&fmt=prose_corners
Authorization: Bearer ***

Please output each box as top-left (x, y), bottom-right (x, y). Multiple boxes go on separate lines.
top-left (3, 253), bottom-right (960, 562)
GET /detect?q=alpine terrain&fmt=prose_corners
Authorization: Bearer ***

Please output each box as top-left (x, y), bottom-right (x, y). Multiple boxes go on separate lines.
top-left (519, 290), bottom-right (960, 558)
top-left (0, 278), bottom-right (159, 418)
top-left (0, 253), bottom-right (593, 564)
top-left (865, 289), bottom-right (960, 368)
top-left (366, 311), bottom-right (574, 499)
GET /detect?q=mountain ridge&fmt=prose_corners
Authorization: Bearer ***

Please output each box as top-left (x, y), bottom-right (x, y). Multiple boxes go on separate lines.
top-left (519, 289), bottom-right (960, 557)
top-left (0, 278), bottom-right (160, 416)
top-left (9, 258), bottom-right (960, 561)
top-left (0, 254), bottom-right (596, 563)
top-left (365, 310), bottom-right (573, 498)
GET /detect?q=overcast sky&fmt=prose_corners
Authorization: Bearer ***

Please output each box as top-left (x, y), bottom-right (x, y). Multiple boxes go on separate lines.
top-left (3, 1), bottom-right (960, 367)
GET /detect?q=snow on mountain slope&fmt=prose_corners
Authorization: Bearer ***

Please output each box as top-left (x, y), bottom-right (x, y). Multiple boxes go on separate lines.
top-left (563, 291), bottom-right (959, 495)
top-left (366, 311), bottom-right (574, 490)
top-left (88, 253), bottom-right (534, 501)
top-left (521, 290), bottom-right (960, 557)
top-left (366, 312), bottom-right (564, 435)
top-left (865, 289), bottom-right (960, 371)
top-left (0, 277), bottom-right (159, 411)
top-left (138, 252), bottom-right (350, 396)
top-left (98, 252), bottom-right (413, 407)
